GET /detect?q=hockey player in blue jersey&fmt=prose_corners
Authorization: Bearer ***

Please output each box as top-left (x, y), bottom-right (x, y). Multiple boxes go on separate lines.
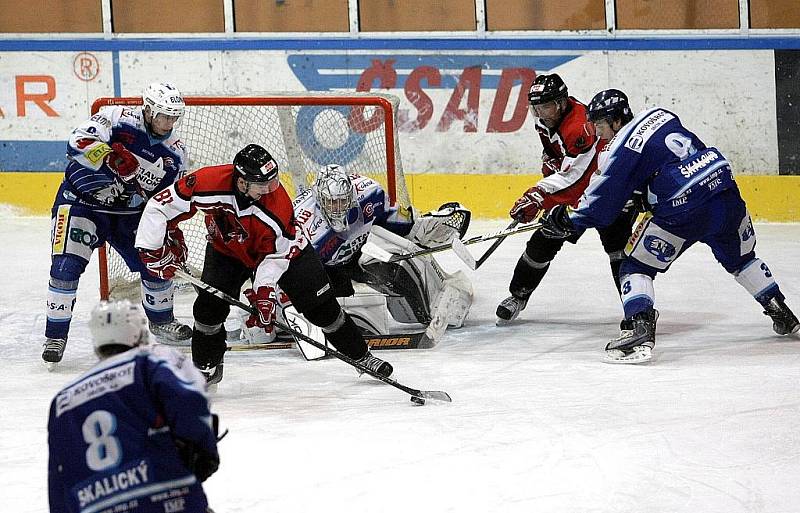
top-left (44, 82), bottom-right (192, 365)
top-left (48, 300), bottom-right (221, 513)
top-left (541, 89), bottom-right (799, 363)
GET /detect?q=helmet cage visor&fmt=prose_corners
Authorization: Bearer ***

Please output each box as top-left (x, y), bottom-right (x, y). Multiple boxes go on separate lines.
top-left (313, 167), bottom-right (355, 232)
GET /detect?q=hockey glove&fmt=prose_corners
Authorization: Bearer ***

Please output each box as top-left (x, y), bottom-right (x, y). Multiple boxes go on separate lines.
top-left (106, 143), bottom-right (139, 182)
top-left (409, 202), bottom-right (471, 247)
top-left (540, 204), bottom-right (576, 240)
top-left (541, 154), bottom-right (562, 177)
top-left (174, 437), bottom-right (220, 482)
top-left (509, 186), bottom-right (546, 223)
top-left (243, 286), bottom-right (277, 333)
top-left (138, 227), bottom-right (187, 280)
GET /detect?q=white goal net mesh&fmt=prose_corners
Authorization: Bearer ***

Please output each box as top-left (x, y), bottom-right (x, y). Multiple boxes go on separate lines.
top-left (97, 93), bottom-right (411, 300)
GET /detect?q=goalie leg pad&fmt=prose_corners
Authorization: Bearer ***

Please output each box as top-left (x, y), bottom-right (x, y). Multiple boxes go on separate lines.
top-left (304, 298), bottom-right (367, 360)
top-left (339, 292), bottom-right (390, 335)
top-left (361, 260), bottom-right (431, 324)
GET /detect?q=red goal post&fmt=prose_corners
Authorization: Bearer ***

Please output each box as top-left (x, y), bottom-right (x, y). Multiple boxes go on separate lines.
top-left (94, 93), bottom-right (411, 300)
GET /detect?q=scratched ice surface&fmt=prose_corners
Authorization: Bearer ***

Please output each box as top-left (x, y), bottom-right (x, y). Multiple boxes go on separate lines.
top-left (3, 210), bottom-right (799, 513)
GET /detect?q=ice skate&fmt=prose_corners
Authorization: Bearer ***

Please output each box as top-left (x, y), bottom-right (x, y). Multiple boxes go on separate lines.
top-left (357, 351), bottom-right (393, 378)
top-left (496, 295), bottom-right (529, 325)
top-left (42, 337), bottom-right (67, 368)
top-left (149, 319), bottom-right (192, 345)
top-left (762, 297), bottom-right (800, 336)
top-left (199, 362), bottom-right (224, 390)
top-left (604, 309), bottom-right (658, 364)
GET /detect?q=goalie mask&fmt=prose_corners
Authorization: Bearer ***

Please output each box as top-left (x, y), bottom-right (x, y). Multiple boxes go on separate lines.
top-left (313, 164), bottom-right (355, 232)
top-left (89, 300), bottom-right (148, 356)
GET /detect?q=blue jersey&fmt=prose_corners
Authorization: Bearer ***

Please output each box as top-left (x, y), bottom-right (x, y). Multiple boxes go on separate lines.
top-left (293, 174), bottom-right (413, 267)
top-left (570, 108), bottom-right (736, 230)
top-left (48, 345), bottom-right (217, 513)
top-left (57, 106), bottom-right (188, 214)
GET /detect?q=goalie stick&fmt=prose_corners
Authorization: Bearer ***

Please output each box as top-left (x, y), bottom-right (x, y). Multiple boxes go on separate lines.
top-left (362, 221), bottom-right (542, 264)
top-left (451, 220), bottom-right (519, 270)
top-left (175, 269), bottom-right (451, 403)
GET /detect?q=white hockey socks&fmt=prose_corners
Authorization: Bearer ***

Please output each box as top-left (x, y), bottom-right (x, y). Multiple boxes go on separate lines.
top-left (620, 273), bottom-right (655, 318)
top-left (140, 279), bottom-right (176, 322)
top-left (733, 258), bottom-right (778, 301)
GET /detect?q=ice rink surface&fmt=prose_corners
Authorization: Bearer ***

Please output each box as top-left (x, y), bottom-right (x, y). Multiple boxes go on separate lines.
top-left (3, 209), bottom-right (799, 513)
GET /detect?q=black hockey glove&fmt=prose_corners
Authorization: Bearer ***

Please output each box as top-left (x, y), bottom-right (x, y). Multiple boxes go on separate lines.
top-left (174, 414), bottom-right (227, 482)
top-left (174, 438), bottom-right (220, 482)
top-left (540, 205), bottom-right (576, 240)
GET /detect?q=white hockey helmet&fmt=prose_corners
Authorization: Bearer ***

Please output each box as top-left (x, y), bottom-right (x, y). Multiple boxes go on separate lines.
top-left (312, 164), bottom-right (355, 232)
top-left (89, 300), bottom-right (148, 355)
top-left (142, 82), bottom-right (185, 121)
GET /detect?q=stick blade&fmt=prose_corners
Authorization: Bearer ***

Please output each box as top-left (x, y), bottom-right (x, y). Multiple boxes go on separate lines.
top-left (451, 237), bottom-right (477, 270)
top-left (417, 390), bottom-right (452, 402)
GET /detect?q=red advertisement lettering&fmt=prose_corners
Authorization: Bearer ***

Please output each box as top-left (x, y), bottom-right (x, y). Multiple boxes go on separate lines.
top-left (436, 67), bottom-right (481, 132)
top-left (487, 68), bottom-right (536, 133)
top-left (350, 59), bottom-right (398, 134)
top-left (16, 75), bottom-right (59, 117)
top-left (400, 66), bottom-right (440, 131)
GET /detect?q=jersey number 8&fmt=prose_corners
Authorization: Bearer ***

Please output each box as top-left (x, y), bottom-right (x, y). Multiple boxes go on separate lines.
top-left (82, 410), bottom-right (122, 471)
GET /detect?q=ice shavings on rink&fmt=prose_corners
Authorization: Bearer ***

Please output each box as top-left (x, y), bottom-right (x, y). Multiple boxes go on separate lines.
top-left (3, 215), bottom-right (800, 513)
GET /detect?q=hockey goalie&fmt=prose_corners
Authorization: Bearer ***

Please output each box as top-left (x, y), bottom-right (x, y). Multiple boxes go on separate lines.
top-left (243, 164), bottom-right (474, 347)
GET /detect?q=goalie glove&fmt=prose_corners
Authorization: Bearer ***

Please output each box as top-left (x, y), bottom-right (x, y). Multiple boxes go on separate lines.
top-left (409, 202), bottom-right (471, 248)
top-left (540, 204), bottom-right (576, 240)
top-left (243, 286), bottom-right (277, 334)
top-left (138, 227), bottom-right (187, 280)
top-left (509, 186), bottom-right (546, 223)
top-left (106, 142), bottom-right (139, 183)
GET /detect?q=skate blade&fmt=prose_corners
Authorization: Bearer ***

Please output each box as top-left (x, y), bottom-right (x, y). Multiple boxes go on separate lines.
top-left (154, 337), bottom-right (192, 347)
top-left (45, 361), bottom-right (58, 372)
top-left (603, 346), bottom-right (653, 364)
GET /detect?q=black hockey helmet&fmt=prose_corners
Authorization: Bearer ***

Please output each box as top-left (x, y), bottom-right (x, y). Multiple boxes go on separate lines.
top-left (528, 74), bottom-right (568, 105)
top-left (587, 89), bottom-right (633, 124)
top-left (233, 144), bottom-right (279, 183)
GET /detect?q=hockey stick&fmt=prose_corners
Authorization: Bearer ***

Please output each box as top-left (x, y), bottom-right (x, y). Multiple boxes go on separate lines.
top-left (175, 269), bottom-right (451, 403)
top-left (451, 220), bottom-right (519, 270)
top-left (361, 221), bottom-right (542, 264)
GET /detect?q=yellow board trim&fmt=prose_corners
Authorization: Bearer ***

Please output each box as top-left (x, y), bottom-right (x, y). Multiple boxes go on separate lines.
top-left (2, 172), bottom-right (800, 221)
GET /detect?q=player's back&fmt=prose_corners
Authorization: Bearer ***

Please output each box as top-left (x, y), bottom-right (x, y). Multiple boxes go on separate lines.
top-left (47, 345), bottom-right (209, 513)
top-left (619, 108), bottom-right (736, 218)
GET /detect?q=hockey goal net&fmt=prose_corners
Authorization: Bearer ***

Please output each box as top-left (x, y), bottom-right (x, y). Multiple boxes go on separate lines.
top-left (96, 93), bottom-right (411, 300)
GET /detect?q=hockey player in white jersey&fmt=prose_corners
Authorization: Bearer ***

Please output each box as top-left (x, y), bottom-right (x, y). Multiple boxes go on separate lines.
top-left (43, 82), bottom-right (192, 365)
top-left (284, 164), bottom-right (473, 342)
top-left (541, 89), bottom-right (799, 363)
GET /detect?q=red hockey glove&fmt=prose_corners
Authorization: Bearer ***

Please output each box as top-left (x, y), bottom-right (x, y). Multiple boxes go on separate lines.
top-left (542, 154), bottom-right (562, 177)
top-left (243, 286), bottom-right (277, 333)
top-left (106, 143), bottom-right (139, 182)
top-left (138, 227), bottom-right (187, 280)
top-left (509, 186), bottom-right (546, 223)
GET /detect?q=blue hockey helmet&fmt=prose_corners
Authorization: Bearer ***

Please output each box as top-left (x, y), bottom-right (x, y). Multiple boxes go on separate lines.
top-left (587, 89), bottom-right (633, 125)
